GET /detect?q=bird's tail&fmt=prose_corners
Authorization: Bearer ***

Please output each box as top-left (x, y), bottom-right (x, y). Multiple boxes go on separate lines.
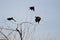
top-left (38, 21), bottom-right (39, 24)
top-left (13, 19), bottom-right (16, 22)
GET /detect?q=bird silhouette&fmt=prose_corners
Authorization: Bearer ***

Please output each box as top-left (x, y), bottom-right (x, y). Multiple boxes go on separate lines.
top-left (35, 16), bottom-right (41, 24)
top-left (29, 6), bottom-right (35, 11)
top-left (7, 17), bottom-right (16, 22)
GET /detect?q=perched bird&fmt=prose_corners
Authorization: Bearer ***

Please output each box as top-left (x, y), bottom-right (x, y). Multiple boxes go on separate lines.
top-left (7, 17), bottom-right (16, 22)
top-left (29, 6), bottom-right (35, 11)
top-left (35, 16), bottom-right (41, 24)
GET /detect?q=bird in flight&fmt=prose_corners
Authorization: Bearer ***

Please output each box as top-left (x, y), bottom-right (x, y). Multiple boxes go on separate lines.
top-left (29, 6), bottom-right (35, 11)
top-left (7, 17), bottom-right (16, 22)
top-left (35, 16), bottom-right (41, 24)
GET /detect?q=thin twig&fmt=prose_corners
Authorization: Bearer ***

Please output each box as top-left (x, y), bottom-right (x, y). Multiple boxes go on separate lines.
top-left (16, 28), bottom-right (23, 40)
top-left (0, 27), bottom-right (16, 31)
top-left (0, 31), bottom-right (9, 40)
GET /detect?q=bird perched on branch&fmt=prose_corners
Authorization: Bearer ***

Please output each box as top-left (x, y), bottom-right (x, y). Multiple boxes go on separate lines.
top-left (35, 16), bottom-right (41, 24)
top-left (7, 17), bottom-right (16, 22)
top-left (29, 6), bottom-right (35, 11)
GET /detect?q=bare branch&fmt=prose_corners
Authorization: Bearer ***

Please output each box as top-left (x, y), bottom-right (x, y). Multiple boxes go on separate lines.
top-left (0, 31), bottom-right (9, 40)
top-left (0, 27), bottom-right (16, 31)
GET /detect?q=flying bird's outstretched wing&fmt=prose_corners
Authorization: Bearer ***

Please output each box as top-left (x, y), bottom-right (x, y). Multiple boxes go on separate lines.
top-left (35, 16), bottom-right (41, 24)
top-left (7, 17), bottom-right (16, 22)
top-left (29, 6), bottom-right (35, 11)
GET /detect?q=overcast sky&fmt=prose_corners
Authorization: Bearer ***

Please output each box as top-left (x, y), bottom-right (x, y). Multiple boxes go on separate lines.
top-left (0, 0), bottom-right (60, 40)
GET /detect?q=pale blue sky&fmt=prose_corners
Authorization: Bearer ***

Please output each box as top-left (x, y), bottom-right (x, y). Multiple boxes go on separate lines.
top-left (0, 0), bottom-right (60, 40)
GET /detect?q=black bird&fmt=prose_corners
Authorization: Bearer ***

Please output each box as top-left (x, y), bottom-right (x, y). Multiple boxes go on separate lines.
top-left (29, 6), bottom-right (35, 11)
top-left (7, 17), bottom-right (16, 22)
top-left (35, 16), bottom-right (41, 24)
